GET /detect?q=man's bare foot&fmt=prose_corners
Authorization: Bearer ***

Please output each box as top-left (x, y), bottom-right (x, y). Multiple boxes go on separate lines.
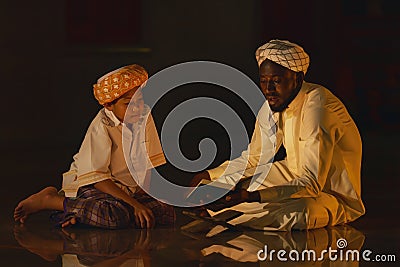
top-left (14, 187), bottom-right (63, 224)
top-left (13, 224), bottom-right (62, 261)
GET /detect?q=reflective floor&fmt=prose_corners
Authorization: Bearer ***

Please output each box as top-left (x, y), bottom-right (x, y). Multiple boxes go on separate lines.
top-left (1, 132), bottom-right (399, 266)
top-left (0, 214), bottom-right (398, 267)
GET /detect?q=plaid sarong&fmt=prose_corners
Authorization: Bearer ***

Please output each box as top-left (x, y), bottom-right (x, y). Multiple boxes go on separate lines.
top-left (52, 186), bottom-right (175, 229)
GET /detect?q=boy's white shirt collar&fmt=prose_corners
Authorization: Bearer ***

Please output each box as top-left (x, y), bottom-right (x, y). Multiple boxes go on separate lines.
top-left (103, 105), bottom-right (151, 127)
top-left (104, 108), bottom-right (122, 126)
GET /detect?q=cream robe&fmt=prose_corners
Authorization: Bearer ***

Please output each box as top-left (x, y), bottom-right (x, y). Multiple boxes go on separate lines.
top-left (62, 105), bottom-right (166, 197)
top-left (207, 82), bottom-right (365, 230)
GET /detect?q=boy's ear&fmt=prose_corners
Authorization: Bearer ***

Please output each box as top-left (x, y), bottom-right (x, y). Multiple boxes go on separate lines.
top-left (104, 103), bottom-right (113, 111)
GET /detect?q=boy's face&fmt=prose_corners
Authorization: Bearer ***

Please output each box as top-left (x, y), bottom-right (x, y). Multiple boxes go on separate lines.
top-left (105, 87), bottom-right (144, 123)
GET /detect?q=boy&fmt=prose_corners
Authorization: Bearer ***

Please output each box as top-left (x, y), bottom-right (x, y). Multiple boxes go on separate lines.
top-left (14, 64), bottom-right (175, 229)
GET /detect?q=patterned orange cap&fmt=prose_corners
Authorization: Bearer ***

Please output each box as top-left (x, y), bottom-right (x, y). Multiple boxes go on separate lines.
top-left (93, 64), bottom-right (148, 105)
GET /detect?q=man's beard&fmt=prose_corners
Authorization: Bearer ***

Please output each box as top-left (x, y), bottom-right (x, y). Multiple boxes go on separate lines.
top-left (268, 87), bottom-right (301, 112)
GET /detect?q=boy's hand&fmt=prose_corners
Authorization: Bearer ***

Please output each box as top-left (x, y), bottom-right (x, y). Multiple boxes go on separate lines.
top-left (133, 202), bottom-right (155, 229)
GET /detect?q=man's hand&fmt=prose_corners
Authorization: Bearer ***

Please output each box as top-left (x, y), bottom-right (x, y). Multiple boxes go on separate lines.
top-left (189, 171), bottom-right (211, 187)
top-left (205, 189), bottom-right (261, 211)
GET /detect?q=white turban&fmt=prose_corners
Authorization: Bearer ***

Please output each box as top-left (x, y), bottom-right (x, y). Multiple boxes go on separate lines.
top-left (255, 39), bottom-right (310, 74)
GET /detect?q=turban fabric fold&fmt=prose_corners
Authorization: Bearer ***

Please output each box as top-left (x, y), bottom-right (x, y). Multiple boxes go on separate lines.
top-left (94, 64), bottom-right (148, 105)
top-left (255, 40), bottom-right (310, 75)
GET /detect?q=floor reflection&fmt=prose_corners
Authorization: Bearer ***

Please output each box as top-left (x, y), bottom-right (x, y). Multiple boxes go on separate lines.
top-left (182, 224), bottom-right (365, 266)
top-left (13, 223), bottom-right (366, 266)
top-left (13, 225), bottom-right (171, 267)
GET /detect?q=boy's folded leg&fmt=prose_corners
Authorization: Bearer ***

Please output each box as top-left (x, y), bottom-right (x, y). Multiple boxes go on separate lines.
top-left (57, 186), bottom-right (176, 229)
top-left (53, 186), bottom-right (136, 229)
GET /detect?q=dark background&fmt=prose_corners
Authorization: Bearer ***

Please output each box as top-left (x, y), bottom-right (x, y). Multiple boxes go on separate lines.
top-left (1, 0), bottom-right (399, 226)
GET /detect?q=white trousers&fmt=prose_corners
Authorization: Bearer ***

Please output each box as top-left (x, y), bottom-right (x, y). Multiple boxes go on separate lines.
top-left (209, 160), bottom-right (347, 231)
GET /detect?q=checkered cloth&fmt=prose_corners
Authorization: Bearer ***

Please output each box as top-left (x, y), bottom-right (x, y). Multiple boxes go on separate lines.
top-left (255, 39), bottom-right (310, 74)
top-left (51, 186), bottom-right (175, 229)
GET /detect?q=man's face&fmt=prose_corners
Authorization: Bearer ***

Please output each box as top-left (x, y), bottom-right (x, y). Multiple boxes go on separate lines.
top-left (105, 86), bottom-right (144, 123)
top-left (259, 59), bottom-right (302, 112)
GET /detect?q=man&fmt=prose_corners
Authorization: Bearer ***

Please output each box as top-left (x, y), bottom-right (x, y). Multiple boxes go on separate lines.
top-left (190, 39), bottom-right (365, 230)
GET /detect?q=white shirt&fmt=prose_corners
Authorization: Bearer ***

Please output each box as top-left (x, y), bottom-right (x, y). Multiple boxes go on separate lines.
top-left (62, 105), bottom-right (166, 197)
top-left (207, 82), bottom-right (365, 222)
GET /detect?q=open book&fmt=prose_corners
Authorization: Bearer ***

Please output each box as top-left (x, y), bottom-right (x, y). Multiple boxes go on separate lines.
top-left (186, 179), bottom-right (234, 204)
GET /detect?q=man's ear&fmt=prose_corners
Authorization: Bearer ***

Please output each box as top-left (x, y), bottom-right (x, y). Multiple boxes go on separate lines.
top-left (295, 72), bottom-right (304, 89)
top-left (104, 103), bottom-right (113, 111)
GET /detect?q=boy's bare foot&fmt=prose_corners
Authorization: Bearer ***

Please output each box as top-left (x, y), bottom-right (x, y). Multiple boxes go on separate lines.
top-left (14, 187), bottom-right (63, 224)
